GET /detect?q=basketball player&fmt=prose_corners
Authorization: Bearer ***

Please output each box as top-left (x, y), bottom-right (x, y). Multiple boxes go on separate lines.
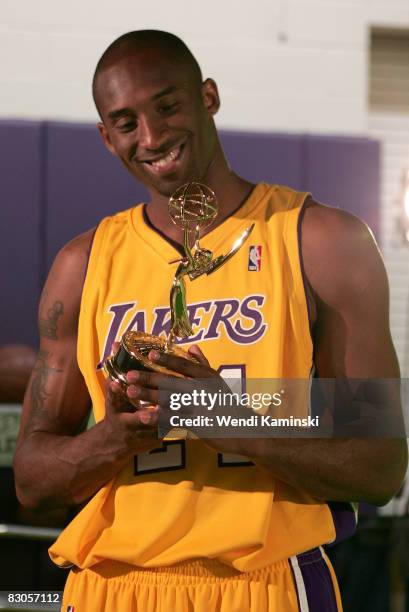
top-left (13, 31), bottom-right (407, 611)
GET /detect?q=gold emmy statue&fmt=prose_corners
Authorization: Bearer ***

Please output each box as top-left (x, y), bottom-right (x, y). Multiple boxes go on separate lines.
top-left (104, 182), bottom-right (254, 381)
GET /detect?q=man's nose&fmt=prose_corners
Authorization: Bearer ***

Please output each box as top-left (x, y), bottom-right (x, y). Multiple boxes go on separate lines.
top-left (138, 115), bottom-right (168, 150)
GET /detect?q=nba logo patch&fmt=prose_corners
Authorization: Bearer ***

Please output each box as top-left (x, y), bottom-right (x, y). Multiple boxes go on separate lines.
top-left (248, 245), bottom-right (262, 271)
top-left (67, 607), bottom-right (75, 612)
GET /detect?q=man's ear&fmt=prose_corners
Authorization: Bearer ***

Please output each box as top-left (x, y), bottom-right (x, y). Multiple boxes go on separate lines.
top-left (201, 78), bottom-right (220, 116)
top-left (97, 122), bottom-right (116, 156)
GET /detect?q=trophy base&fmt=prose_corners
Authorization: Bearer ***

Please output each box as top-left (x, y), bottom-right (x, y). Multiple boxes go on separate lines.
top-left (103, 331), bottom-right (198, 385)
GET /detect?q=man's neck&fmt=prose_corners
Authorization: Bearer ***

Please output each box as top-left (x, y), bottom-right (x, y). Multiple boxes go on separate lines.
top-left (145, 165), bottom-right (255, 246)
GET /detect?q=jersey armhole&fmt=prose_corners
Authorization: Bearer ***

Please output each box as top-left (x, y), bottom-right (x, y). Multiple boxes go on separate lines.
top-left (77, 217), bottom-right (111, 374)
top-left (283, 190), bottom-right (315, 369)
top-left (296, 196), bottom-right (315, 346)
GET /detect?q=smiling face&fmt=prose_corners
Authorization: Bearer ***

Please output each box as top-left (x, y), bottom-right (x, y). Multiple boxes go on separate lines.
top-left (95, 46), bottom-right (221, 198)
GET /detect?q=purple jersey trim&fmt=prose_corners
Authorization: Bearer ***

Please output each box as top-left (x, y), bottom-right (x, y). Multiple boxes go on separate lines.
top-left (327, 501), bottom-right (357, 545)
top-left (141, 184), bottom-right (257, 257)
top-left (297, 195), bottom-right (315, 346)
top-left (142, 204), bottom-right (185, 256)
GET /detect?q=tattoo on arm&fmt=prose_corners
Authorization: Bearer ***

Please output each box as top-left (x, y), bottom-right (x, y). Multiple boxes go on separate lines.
top-left (25, 350), bottom-right (62, 433)
top-left (39, 300), bottom-right (64, 340)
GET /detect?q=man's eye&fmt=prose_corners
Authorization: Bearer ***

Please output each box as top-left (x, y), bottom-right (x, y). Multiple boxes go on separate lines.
top-left (158, 102), bottom-right (179, 114)
top-left (118, 121), bottom-right (137, 133)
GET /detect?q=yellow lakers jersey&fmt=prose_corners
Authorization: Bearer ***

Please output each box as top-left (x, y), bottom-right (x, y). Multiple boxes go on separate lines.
top-left (49, 183), bottom-right (356, 571)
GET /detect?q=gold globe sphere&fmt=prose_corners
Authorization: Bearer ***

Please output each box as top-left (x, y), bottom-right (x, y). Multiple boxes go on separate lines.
top-left (168, 182), bottom-right (218, 230)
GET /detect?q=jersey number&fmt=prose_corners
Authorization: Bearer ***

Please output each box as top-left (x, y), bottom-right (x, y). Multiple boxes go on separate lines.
top-left (134, 364), bottom-right (253, 475)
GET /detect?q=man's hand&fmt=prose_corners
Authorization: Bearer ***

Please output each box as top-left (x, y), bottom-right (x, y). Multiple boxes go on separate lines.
top-left (125, 345), bottom-right (246, 456)
top-left (104, 376), bottom-right (162, 454)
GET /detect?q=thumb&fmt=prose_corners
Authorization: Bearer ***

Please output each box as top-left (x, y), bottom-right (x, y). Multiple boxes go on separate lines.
top-left (105, 378), bottom-right (136, 414)
top-left (188, 344), bottom-right (210, 367)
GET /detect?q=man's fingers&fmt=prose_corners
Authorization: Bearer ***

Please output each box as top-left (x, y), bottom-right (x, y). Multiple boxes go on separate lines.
top-left (106, 378), bottom-right (137, 413)
top-left (188, 344), bottom-right (210, 367)
top-left (148, 350), bottom-right (215, 378)
top-left (126, 369), bottom-right (192, 393)
top-left (127, 383), bottom-right (161, 407)
top-left (123, 405), bottom-right (160, 429)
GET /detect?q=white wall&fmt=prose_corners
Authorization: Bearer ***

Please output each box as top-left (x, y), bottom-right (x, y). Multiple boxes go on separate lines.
top-left (364, 2), bottom-right (409, 379)
top-left (4, 0), bottom-right (409, 466)
top-left (4, 0), bottom-right (409, 371)
top-left (3, 1), bottom-right (409, 132)
top-left (0, 0), bottom-right (374, 133)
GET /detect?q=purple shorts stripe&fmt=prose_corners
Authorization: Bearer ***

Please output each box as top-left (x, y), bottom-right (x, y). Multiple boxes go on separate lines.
top-left (290, 548), bottom-right (341, 612)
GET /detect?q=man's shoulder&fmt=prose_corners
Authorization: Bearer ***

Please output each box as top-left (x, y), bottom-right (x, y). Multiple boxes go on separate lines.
top-left (301, 197), bottom-right (386, 309)
top-left (56, 227), bottom-right (96, 270)
top-left (57, 206), bottom-right (136, 261)
top-left (40, 228), bottom-right (98, 338)
top-left (302, 197), bottom-right (377, 267)
top-left (55, 205), bottom-right (140, 280)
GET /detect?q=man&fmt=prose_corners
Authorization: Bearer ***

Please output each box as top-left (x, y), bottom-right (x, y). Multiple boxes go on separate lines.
top-left (13, 30), bottom-right (407, 611)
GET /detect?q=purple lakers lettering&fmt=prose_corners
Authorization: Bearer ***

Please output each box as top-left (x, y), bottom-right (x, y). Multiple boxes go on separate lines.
top-left (97, 295), bottom-right (267, 368)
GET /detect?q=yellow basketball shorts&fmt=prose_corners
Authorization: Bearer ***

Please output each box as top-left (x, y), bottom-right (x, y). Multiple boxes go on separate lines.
top-left (62, 547), bottom-right (342, 612)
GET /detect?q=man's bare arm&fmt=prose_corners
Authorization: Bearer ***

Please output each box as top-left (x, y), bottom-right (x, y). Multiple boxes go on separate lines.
top-left (243, 202), bottom-right (407, 505)
top-left (14, 231), bottom-right (161, 511)
top-left (116, 201), bottom-right (407, 505)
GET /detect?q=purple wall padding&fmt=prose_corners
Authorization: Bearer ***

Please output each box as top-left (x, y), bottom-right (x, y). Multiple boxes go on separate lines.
top-left (302, 135), bottom-right (380, 237)
top-left (45, 122), bottom-right (149, 272)
top-left (0, 121), bottom-right (43, 347)
top-left (0, 120), bottom-right (381, 348)
top-left (220, 131), bottom-right (303, 189)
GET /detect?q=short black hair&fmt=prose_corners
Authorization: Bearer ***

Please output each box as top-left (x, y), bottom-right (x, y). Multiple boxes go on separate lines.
top-left (92, 30), bottom-right (203, 111)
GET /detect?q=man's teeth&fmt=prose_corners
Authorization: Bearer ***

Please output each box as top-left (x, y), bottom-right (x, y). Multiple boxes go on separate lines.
top-left (150, 147), bottom-right (179, 168)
